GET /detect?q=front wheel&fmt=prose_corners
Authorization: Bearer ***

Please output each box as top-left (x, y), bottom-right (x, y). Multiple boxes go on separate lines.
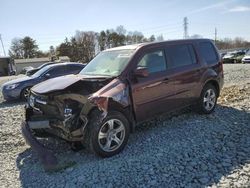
top-left (21, 87), bottom-right (31, 100)
top-left (195, 84), bottom-right (218, 114)
top-left (85, 110), bottom-right (130, 157)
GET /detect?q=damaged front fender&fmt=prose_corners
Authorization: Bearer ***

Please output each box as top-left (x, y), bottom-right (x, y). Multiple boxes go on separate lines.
top-left (88, 78), bottom-right (130, 117)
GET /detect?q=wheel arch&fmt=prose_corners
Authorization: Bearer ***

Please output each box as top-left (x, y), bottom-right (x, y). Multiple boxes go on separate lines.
top-left (203, 79), bottom-right (220, 97)
top-left (87, 99), bottom-right (136, 133)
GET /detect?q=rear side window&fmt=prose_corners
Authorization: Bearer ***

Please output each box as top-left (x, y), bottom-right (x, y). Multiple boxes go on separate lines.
top-left (199, 42), bottom-right (218, 64)
top-left (137, 50), bottom-right (167, 74)
top-left (165, 44), bottom-right (197, 68)
top-left (46, 66), bottom-right (66, 77)
top-left (66, 65), bottom-right (83, 74)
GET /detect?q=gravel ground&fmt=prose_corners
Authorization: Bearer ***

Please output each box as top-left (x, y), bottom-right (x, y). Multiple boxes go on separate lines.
top-left (0, 64), bottom-right (250, 187)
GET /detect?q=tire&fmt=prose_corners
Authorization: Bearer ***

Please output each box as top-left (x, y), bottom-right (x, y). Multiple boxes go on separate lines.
top-left (195, 84), bottom-right (218, 114)
top-left (21, 87), bottom-right (31, 100)
top-left (84, 110), bottom-right (130, 157)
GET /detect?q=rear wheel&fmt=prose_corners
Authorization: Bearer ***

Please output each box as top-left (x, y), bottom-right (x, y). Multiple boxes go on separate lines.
top-left (195, 84), bottom-right (218, 114)
top-left (84, 110), bottom-right (130, 157)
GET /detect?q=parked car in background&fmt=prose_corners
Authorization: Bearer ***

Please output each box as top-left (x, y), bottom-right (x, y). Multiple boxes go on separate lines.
top-left (219, 52), bottom-right (227, 58)
top-left (26, 62), bottom-right (57, 76)
top-left (22, 39), bottom-right (223, 168)
top-left (222, 51), bottom-right (245, 63)
top-left (1, 62), bottom-right (85, 101)
top-left (242, 50), bottom-right (250, 64)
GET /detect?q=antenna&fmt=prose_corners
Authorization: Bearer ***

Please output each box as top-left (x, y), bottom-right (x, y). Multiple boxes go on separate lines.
top-left (183, 17), bottom-right (188, 39)
top-left (214, 27), bottom-right (217, 45)
top-left (0, 34), bottom-right (6, 56)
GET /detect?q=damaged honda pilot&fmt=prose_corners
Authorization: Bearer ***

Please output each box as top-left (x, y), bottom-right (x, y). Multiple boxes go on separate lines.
top-left (22, 39), bottom-right (223, 169)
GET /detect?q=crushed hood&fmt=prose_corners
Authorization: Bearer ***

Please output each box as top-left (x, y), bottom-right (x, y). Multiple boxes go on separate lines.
top-left (31, 74), bottom-right (113, 94)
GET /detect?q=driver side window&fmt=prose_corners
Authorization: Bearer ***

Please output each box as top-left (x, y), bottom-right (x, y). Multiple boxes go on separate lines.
top-left (137, 50), bottom-right (167, 74)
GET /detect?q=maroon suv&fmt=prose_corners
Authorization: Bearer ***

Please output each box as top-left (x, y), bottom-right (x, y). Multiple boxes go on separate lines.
top-left (22, 39), bottom-right (223, 169)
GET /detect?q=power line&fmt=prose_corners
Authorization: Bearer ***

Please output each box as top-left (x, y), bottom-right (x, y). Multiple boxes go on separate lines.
top-left (183, 17), bottom-right (188, 39)
top-left (215, 27), bottom-right (217, 44)
top-left (0, 34), bottom-right (6, 56)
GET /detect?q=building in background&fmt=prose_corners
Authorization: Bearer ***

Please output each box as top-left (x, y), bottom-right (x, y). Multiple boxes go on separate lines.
top-left (14, 56), bottom-right (70, 74)
top-left (0, 57), bottom-right (16, 76)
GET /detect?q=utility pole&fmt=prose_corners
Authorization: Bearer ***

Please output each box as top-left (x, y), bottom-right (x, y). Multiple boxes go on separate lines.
top-left (214, 27), bottom-right (217, 45)
top-left (0, 34), bottom-right (6, 56)
top-left (183, 17), bottom-right (188, 39)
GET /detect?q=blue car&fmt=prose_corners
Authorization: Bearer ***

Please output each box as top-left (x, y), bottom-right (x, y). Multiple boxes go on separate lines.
top-left (1, 62), bottom-right (85, 101)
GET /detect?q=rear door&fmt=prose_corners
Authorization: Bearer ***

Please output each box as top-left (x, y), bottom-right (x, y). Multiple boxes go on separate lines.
top-left (164, 43), bottom-right (202, 107)
top-left (46, 65), bottom-right (66, 78)
top-left (131, 49), bottom-right (176, 122)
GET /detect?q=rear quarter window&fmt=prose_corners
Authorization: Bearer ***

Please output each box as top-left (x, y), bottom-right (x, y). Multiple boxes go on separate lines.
top-left (199, 42), bottom-right (218, 64)
top-left (66, 65), bottom-right (83, 74)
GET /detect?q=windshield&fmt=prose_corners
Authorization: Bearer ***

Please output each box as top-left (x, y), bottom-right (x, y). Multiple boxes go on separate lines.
top-left (247, 50), bottom-right (250, 55)
top-left (80, 49), bottom-right (135, 76)
top-left (31, 65), bottom-right (51, 78)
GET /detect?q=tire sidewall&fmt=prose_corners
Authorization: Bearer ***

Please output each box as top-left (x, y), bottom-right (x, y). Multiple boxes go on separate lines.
top-left (21, 86), bottom-right (31, 100)
top-left (199, 84), bottom-right (218, 114)
top-left (90, 111), bottom-right (130, 157)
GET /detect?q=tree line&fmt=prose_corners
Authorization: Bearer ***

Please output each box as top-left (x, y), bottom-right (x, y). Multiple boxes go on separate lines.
top-left (9, 36), bottom-right (49, 59)
top-left (56, 25), bottom-right (162, 62)
top-left (215, 37), bottom-right (250, 50)
top-left (9, 25), bottom-right (250, 63)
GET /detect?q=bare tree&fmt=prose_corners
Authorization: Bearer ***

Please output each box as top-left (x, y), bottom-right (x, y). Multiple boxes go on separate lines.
top-left (9, 38), bottom-right (24, 58)
top-left (75, 30), bottom-right (97, 62)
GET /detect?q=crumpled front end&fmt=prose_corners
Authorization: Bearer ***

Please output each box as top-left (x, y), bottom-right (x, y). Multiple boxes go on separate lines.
top-left (22, 77), bottom-right (131, 170)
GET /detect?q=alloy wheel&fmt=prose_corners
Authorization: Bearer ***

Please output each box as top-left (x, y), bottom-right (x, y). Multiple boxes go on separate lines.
top-left (203, 89), bottom-right (216, 111)
top-left (98, 119), bottom-right (125, 152)
top-left (23, 88), bottom-right (30, 99)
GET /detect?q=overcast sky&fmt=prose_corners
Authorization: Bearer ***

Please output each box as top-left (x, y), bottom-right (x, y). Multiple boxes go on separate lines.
top-left (1, 0), bottom-right (250, 55)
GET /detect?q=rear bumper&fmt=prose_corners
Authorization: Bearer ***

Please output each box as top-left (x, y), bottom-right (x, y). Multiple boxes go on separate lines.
top-left (21, 121), bottom-right (58, 171)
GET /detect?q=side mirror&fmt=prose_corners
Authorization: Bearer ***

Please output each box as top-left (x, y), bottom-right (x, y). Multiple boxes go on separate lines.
top-left (134, 67), bottom-right (149, 78)
top-left (44, 73), bottom-right (51, 79)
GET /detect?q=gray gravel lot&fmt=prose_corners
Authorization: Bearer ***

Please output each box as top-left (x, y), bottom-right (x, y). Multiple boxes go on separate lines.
top-left (0, 64), bottom-right (250, 187)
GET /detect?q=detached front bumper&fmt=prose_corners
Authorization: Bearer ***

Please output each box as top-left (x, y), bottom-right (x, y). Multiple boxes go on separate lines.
top-left (21, 121), bottom-right (58, 171)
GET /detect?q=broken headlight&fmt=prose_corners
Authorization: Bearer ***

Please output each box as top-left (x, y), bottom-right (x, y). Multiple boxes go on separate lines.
top-left (64, 106), bottom-right (72, 118)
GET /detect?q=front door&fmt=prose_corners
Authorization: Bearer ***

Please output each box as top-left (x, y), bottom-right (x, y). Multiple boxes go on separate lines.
top-left (130, 49), bottom-right (176, 122)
